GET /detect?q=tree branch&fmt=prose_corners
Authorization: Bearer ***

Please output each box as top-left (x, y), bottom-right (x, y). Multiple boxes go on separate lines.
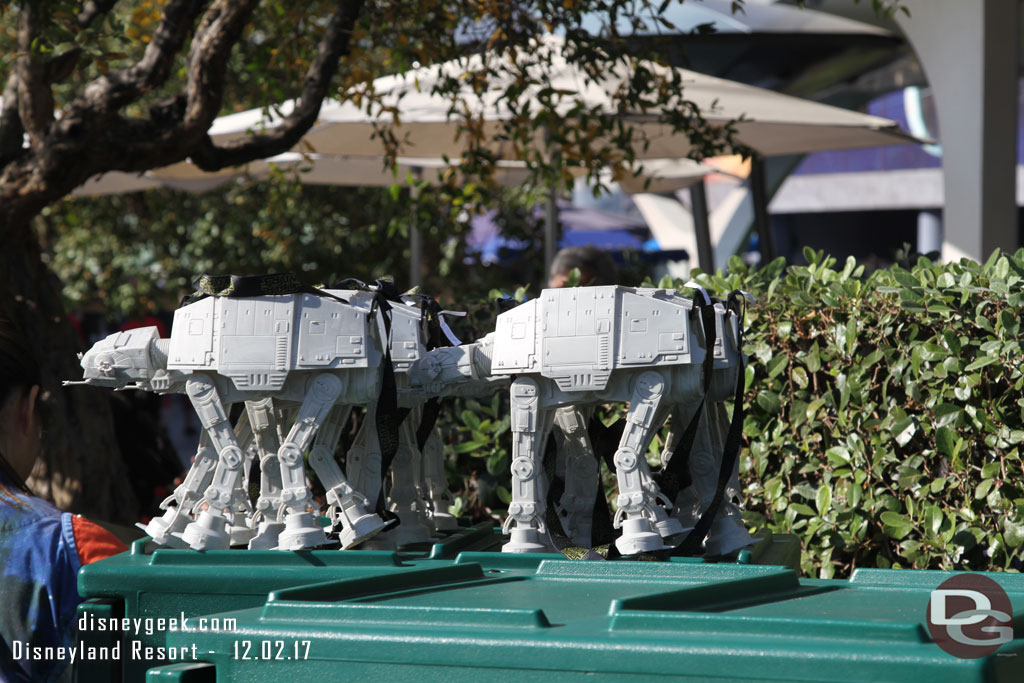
top-left (1, 0), bottom-right (209, 224)
top-left (15, 2), bottom-right (55, 150)
top-left (0, 74), bottom-right (26, 166)
top-left (189, 0), bottom-right (366, 171)
top-left (181, 0), bottom-right (261, 131)
top-left (69, 0), bottom-right (208, 120)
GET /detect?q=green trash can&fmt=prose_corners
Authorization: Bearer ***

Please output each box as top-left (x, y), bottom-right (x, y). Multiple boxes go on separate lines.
top-left (139, 558), bottom-right (1024, 682)
top-left (75, 524), bottom-right (488, 683)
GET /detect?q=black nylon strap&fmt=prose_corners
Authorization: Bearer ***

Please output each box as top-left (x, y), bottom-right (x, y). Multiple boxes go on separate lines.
top-left (655, 298), bottom-right (718, 504)
top-left (363, 280), bottom-right (410, 521)
top-left (330, 278), bottom-right (408, 522)
top-left (181, 272), bottom-right (349, 307)
top-left (671, 291), bottom-right (747, 556)
top-left (416, 398), bottom-right (442, 452)
top-left (408, 293), bottom-right (447, 452)
top-left (247, 452), bottom-right (261, 510)
top-left (586, 415), bottom-right (623, 547)
top-left (588, 415), bottom-right (626, 474)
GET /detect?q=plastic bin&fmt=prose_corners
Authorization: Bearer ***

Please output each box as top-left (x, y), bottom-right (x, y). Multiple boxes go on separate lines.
top-left (76, 524), bottom-right (492, 682)
top-left (135, 558), bottom-right (1024, 682)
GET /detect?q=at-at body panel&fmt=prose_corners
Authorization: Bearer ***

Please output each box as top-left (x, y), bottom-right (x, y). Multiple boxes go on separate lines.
top-left (167, 291), bottom-right (380, 393)
top-left (490, 286), bottom-right (699, 392)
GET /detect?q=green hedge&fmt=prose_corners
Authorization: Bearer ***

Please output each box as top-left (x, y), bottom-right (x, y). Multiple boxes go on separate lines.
top-left (689, 248), bottom-right (1024, 577)
top-left (439, 250), bottom-right (1024, 577)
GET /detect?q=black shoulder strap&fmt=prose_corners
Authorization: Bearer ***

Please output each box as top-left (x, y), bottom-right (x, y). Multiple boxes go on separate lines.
top-left (329, 277), bottom-right (409, 521)
top-left (180, 273), bottom-right (349, 307)
top-left (655, 296), bottom-right (718, 504)
top-left (671, 291), bottom-right (747, 556)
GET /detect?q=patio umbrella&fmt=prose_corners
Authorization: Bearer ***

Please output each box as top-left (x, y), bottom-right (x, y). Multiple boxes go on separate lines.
top-left (150, 153), bottom-right (533, 188)
top-left (212, 35), bottom-right (916, 158)
top-left (201, 34), bottom-right (918, 271)
top-left (71, 171), bottom-right (235, 197)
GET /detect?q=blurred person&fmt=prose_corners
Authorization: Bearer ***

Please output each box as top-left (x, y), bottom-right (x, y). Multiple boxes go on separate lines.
top-left (0, 317), bottom-right (126, 682)
top-left (548, 246), bottom-right (618, 288)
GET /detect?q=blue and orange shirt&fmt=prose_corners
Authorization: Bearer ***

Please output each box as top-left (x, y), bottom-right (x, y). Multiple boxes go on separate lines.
top-left (0, 479), bottom-right (126, 682)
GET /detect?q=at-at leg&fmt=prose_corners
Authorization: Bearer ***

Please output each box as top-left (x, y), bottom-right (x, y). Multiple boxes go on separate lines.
top-left (502, 377), bottom-right (554, 553)
top-left (137, 431), bottom-right (216, 547)
top-left (228, 410), bottom-right (257, 546)
top-left (307, 403), bottom-right (388, 549)
top-left (380, 416), bottom-right (436, 545)
top-left (634, 402), bottom-right (685, 543)
top-left (178, 375), bottom-right (250, 550)
top-left (662, 401), bottom-right (702, 526)
top-left (276, 373), bottom-right (344, 550)
top-left (346, 401), bottom-right (383, 509)
top-left (421, 427), bottom-right (457, 531)
top-left (612, 371), bottom-right (670, 555)
top-left (553, 406), bottom-right (599, 547)
top-left (698, 401), bottom-right (753, 556)
top-left (246, 398), bottom-right (287, 550)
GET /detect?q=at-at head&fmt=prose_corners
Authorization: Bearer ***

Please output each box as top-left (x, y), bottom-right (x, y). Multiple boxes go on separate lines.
top-left (72, 327), bottom-right (170, 389)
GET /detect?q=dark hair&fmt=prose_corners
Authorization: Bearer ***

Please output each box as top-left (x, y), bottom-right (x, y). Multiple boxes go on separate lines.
top-left (0, 316), bottom-right (41, 497)
top-left (549, 246), bottom-right (618, 286)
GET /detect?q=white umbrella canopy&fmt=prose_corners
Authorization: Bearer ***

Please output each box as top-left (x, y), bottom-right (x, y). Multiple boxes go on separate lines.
top-left (73, 154), bottom-right (537, 198)
top-left (71, 170), bottom-right (238, 197)
top-left (150, 153), bottom-right (534, 187)
top-left (149, 151), bottom-right (717, 193)
top-left (206, 34), bottom-right (919, 163)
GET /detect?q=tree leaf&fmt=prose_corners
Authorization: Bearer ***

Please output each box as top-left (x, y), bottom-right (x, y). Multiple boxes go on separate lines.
top-left (816, 485), bottom-right (832, 516)
top-left (826, 446), bottom-right (851, 467)
top-left (935, 426), bottom-right (957, 457)
top-left (804, 342), bottom-right (821, 373)
top-left (924, 506), bottom-right (943, 535)
top-left (965, 355), bottom-right (998, 372)
top-left (891, 417), bottom-right (917, 447)
top-left (756, 391), bottom-right (782, 414)
top-left (880, 511), bottom-right (914, 540)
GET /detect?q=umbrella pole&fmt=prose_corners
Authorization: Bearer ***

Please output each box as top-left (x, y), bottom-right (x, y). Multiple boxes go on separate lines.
top-left (409, 219), bottom-right (422, 288)
top-left (750, 154), bottom-right (775, 265)
top-left (541, 125), bottom-right (560, 283)
top-left (689, 178), bottom-right (714, 273)
top-left (544, 188), bottom-right (558, 281)
top-left (409, 168), bottom-right (423, 288)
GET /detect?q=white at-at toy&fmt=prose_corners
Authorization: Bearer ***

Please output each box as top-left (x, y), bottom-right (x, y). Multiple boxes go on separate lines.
top-left (70, 289), bottom-right (391, 551)
top-left (410, 286), bottom-right (707, 555)
top-left (493, 286), bottom-right (709, 555)
top-left (544, 297), bottom-right (753, 556)
top-left (71, 286), bottom-right (490, 552)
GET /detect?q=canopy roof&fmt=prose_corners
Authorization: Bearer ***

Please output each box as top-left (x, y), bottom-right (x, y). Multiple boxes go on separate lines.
top-left (205, 34), bottom-right (920, 163)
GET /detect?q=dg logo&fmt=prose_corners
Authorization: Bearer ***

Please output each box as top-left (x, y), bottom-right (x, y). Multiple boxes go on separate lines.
top-left (927, 573), bottom-right (1014, 659)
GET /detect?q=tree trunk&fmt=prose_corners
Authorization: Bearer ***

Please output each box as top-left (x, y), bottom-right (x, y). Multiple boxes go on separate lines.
top-left (2, 219), bottom-right (138, 523)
